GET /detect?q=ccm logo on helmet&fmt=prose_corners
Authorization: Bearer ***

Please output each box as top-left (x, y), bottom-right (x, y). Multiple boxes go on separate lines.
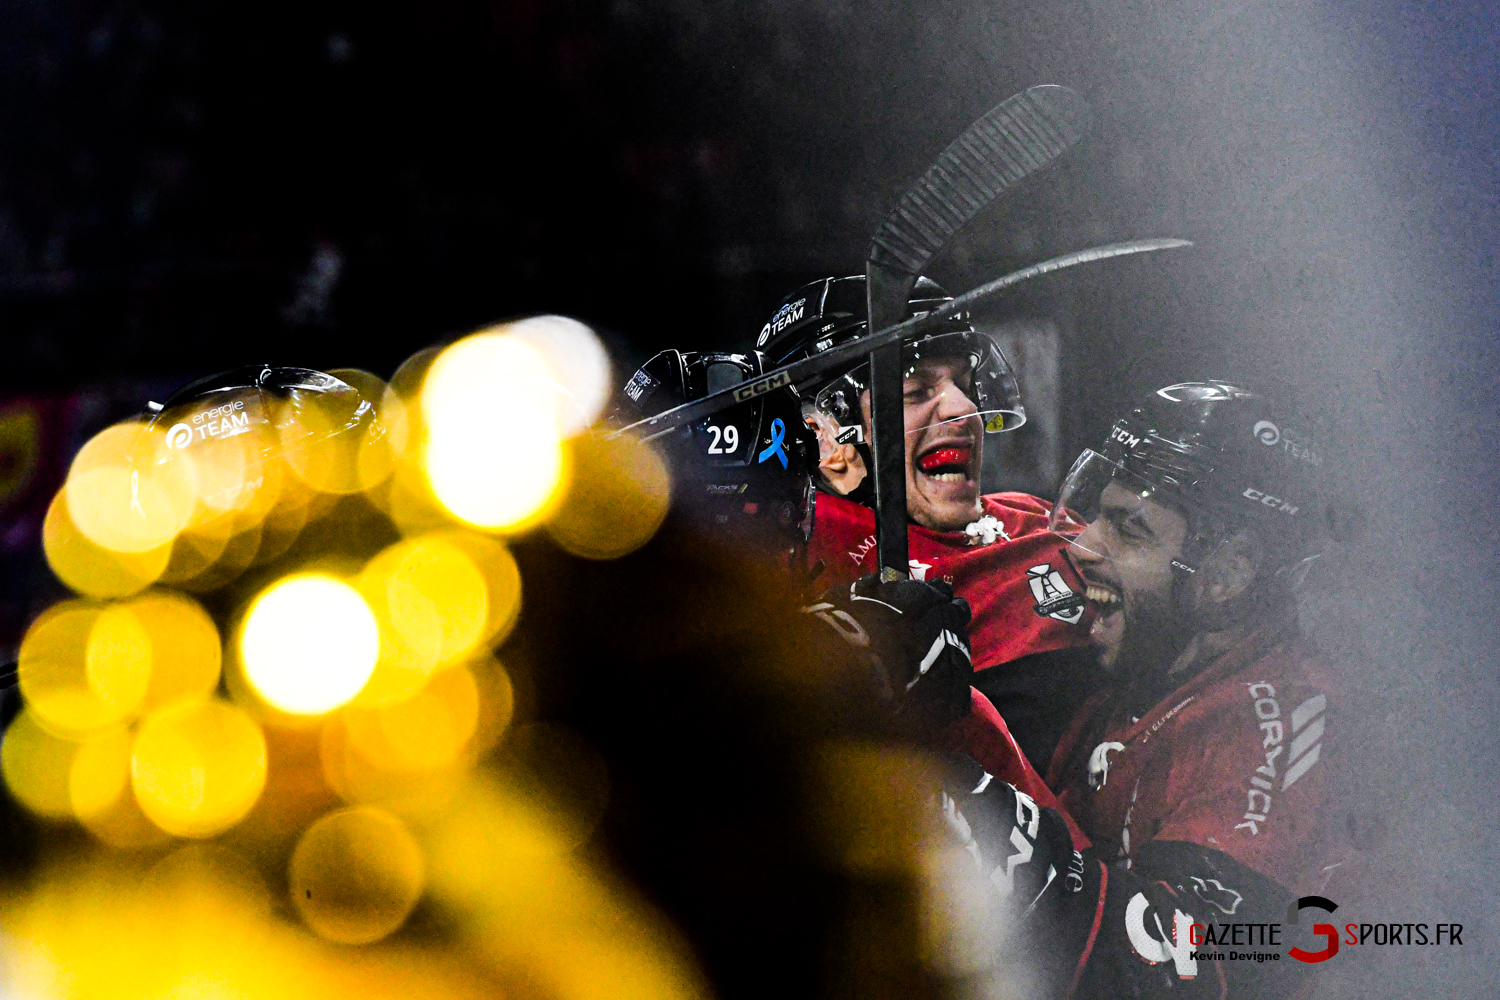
top-left (1242, 488), bottom-right (1299, 515)
top-left (733, 371), bottom-right (791, 402)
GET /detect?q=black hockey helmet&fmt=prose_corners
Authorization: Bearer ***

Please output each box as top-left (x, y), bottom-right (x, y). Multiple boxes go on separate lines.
top-left (144, 365), bottom-right (383, 485)
top-left (613, 348), bottom-right (818, 550)
top-left (1049, 381), bottom-right (1335, 581)
top-left (757, 275), bottom-right (1025, 443)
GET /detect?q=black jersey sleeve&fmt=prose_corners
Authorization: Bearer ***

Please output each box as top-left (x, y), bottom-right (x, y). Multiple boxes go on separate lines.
top-left (971, 645), bottom-right (1103, 774)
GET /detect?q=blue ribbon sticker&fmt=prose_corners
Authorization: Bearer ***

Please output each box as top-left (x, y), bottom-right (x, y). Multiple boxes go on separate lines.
top-left (758, 418), bottom-right (788, 469)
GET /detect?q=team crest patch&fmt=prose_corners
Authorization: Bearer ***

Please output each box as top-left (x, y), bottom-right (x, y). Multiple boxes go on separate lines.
top-left (1028, 564), bottom-right (1085, 624)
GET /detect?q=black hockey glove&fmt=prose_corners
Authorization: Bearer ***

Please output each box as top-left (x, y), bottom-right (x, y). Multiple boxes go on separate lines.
top-left (803, 573), bottom-right (974, 736)
top-left (938, 751), bottom-right (1085, 916)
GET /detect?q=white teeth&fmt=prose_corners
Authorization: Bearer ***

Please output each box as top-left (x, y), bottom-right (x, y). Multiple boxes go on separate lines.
top-left (925, 471), bottom-right (967, 483)
top-left (1085, 585), bottom-right (1121, 606)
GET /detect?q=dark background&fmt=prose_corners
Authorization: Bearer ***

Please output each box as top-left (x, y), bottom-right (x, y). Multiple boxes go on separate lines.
top-left (0, 0), bottom-right (1495, 995)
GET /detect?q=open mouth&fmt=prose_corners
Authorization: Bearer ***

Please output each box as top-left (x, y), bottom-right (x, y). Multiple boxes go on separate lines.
top-left (1083, 581), bottom-right (1121, 607)
top-left (1081, 575), bottom-right (1125, 645)
top-left (916, 444), bottom-right (973, 484)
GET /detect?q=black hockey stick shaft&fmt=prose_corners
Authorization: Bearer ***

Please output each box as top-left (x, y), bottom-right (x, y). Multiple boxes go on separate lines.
top-left (615, 237), bottom-right (1193, 444)
top-left (866, 265), bottom-right (915, 578)
top-left (864, 84), bottom-right (1092, 575)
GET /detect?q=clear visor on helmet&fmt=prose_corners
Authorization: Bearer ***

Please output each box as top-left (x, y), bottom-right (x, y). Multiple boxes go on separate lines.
top-left (812, 330), bottom-right (1025, 438)
top-left (1048, 449), bottom-right (1204, 565)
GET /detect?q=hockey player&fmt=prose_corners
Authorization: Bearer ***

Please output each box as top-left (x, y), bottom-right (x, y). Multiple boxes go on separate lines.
top-left (927, 381), bottom-right (1357, 998)
top-left (757, 276), bottom-right (1098, 770)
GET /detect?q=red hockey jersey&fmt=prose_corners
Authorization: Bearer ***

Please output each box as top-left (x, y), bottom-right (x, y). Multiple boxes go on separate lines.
top-left (806, 491), bottom-right (1091, 671)
top-left (1046, 620), bottom-right (1345, 894)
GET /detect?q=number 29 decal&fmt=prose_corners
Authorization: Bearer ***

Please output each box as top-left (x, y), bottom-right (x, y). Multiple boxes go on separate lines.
top-left (705, 423), bottom-right (740, 455)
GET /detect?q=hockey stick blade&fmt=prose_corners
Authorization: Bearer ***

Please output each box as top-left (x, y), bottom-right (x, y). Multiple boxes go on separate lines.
top-left (868, 85), bottom-right (1093, 278)
top-left (613, 237), bottom-right (1192, 442)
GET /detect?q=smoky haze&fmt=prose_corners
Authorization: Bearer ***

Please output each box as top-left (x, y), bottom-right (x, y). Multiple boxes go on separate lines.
top-left (638, 1), bottom-right (1497, 994)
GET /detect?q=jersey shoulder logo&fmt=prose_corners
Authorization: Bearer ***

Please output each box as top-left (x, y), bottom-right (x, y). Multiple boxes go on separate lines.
top-left (1027, 564), bottom-right (1085, 624)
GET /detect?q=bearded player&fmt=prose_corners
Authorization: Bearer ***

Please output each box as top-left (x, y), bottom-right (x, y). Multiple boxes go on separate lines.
top-left (918, 380), bottom-right (1360, 998)
top-left (755, 276), bottom-right (1099, 771)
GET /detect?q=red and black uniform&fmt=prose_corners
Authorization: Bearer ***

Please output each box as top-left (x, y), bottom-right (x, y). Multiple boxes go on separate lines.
top-left (950, 617), bottom-right (1353, 999)
top-left (1047, 619), bottom-right (1344, 894)
top-left (806, 491), bottom-right (1098, 770)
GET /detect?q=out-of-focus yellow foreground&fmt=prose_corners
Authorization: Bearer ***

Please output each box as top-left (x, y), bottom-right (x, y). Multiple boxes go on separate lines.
top-left (2, 317), bottom-right (695, 999)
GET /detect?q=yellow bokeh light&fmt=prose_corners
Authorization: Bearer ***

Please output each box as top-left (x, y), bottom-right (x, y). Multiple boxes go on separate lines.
top-left (177, 520), bottom-right (266, 593)
top-left (125, 590), bottom-right (222, 713)
top-left (1, 708), bottom-right (79, 819)
top-left (44, 489), bottom-right (170, 598)
top-left (449, 532), bottom-right (523, 646)
top-left (419, 332), bottom-right (570, 531)
top-left (321, 656), bottom-right (512, 820)
top-left (422, 429), bottom-right (566, 531)
top-left (64, 422), bottom-right (196, 556)
top-left (0, 711), bottom-right (141, 827)
top-left (289, 806), bottom-right (426, 945)
top-left (328, 368), bottom-right (400, 493)
top-left (353, 532), bottom-right (519, 708)
top-left (158, 517), bottom-right (232, 584)
top-left (497, 316), bottom-right (613, 436)
top-left (161, 489), bottom-right (289, 590)
top-left (423, 774), bottom-right (714, 1000)
top-left (467, 654), bottom-right (516, 757)
top-left (368, 536), bottom-right (487, 665)
top-left (546, 433), bottom-right (672, 560)
top-left (19, 600), bottom-right (152, 738)
top-left (277, 385), bottom-right (392, 496)
top-left (319, 714), bottom-right (464, 820)
top-left (155, 391), bottom-right (283, 525)
top-left (79, 779), bottom-right (174, 849)
top-left (256, 485), bottom-right (315, 557)
top-left (345, 664), bottom-right (480, 774)
top-left (67, 465), bottom-right (193, 555)
top-left (502, 723), bottom-right (612, 853)
top-left (240, 574), bottom-right (379, 715)
top-left (69, 725), bottom-right (133, 820)
top-left (131, 698), bottom-right (268, 838)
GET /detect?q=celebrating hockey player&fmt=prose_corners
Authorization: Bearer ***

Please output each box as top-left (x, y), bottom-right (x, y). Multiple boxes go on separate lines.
top-left (928, 380), bottom-right (1357, 998)
top-left (756, 275), bottom-right (1098, 769)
